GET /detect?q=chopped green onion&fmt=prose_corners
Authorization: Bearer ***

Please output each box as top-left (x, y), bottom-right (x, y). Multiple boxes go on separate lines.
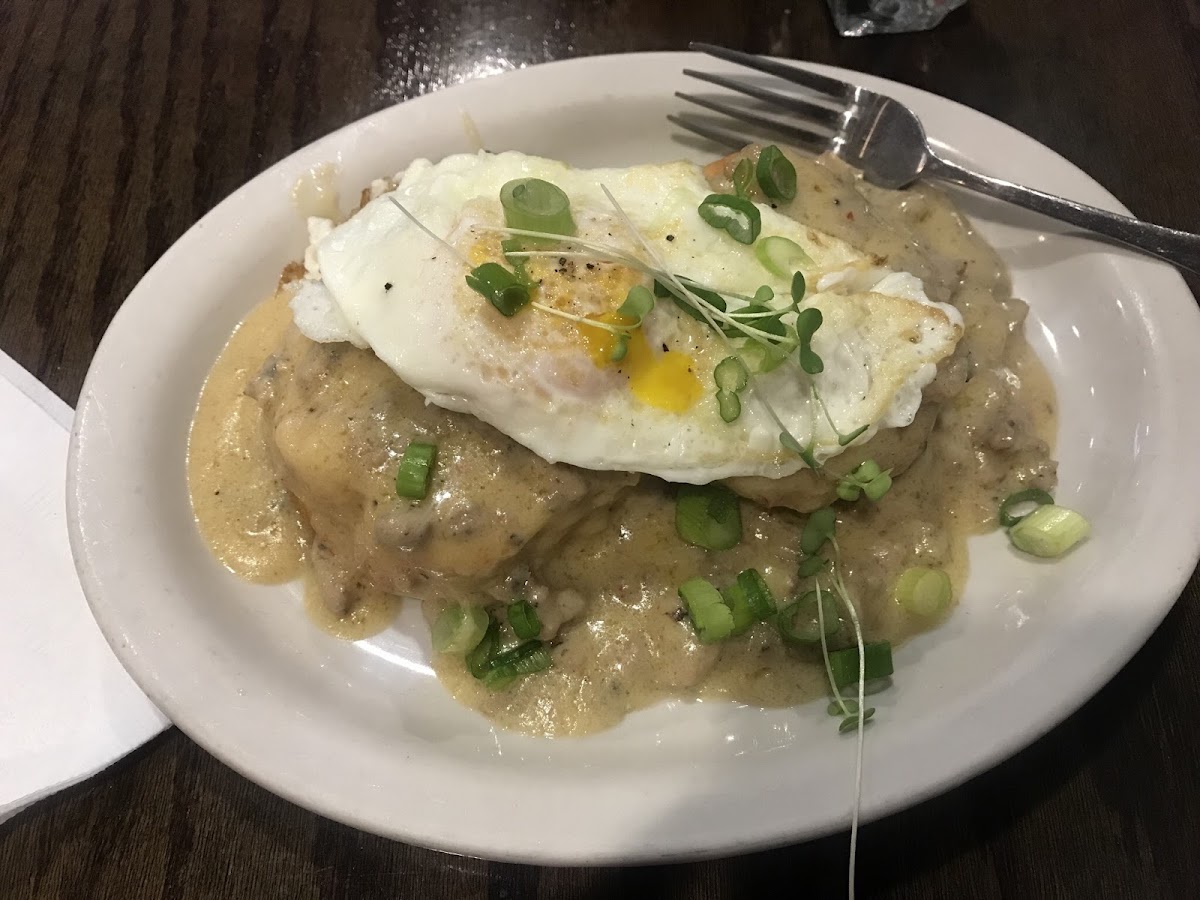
top-left (893, 566), bottom-right (952, 617)
top-left (800, 507), bottom-right (836, 556)
top-left (716, 390), bottom-right (741, 423)
top-left (828, 641), bottom-right (893, 690)
top-left (795, 307), bottom-right (824, 375)
top-left (617, 284), bottom-right (655, 321)
top-left (499, 178), bottom-right (575, 236)
top-left (482, 640), bottom-right (554, 690)
top-left (431, 604), bottom-right (490, 655)
top-left (1008, 504), bottom-right (1090, 558)
top-left (755, 236), bottom-right (813, 278)
top-left (465, 263), bottom-right (531, 317)
top-left (797, 555), bottom-right (828, 578)
top-left (721, 583), bottom-right (755, 636)
top-left (777, 590), bottom-right (841, 644)
top-left (482, 668), bottom-right (518, 691)
top-left (507, 599), bottom-right (542, 640)
top-left (679, 577), bottom-right (735, 643)
top-left (714, 356), bottom-right (749, 393)
top-left (756, 145), bottom-right (797, 202)
top-left (998, 487), bottom-right (1056, 528)
top-left (732, 158), bottom-right (754, 198)
top-left (697, 193), bottom-right (761, 244)
top-left (486, 640), bottom-right (553, 674)
top-left (736, 568), bottom-right (777, 619)
top-left (395, 442), bottom-right (437, 499)
top-left (466, 617), bottom-right (501, 679)
top-left (675, 483), bottom-right (743, 551)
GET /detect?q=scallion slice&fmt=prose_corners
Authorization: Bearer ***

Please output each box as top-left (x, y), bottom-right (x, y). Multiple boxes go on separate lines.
top-left (1008, 504), bottom-right (1090, 558)
top-left (465, 262), bottom-right (531, 317)
top-left (756, 145), bottom-right (797, 202)
top-left (481, 640), bottom-right (554, 690)
top-left (828, 641), bottom-right (893, 690)
top-left (736, 568), bottom-right (777, 619)
top-left (431, 604), bottom-right (490, 655)
top-left (714, 356), bottom-right (749, 393)
top-left (697, 193), bottom-right (761, 244)
top-left (507, 599), bottom-right (542, 640)
top-left (893, 566), bottom-right (952, 617)
top-left (716, 390), bottom-right (741, 423)
top-left (755, 235), bottom-right (813, 278)
top-left (777, 590), bottom-right (841, 644)
top-left (679, 577), bottom-right (735, 643)
top-left (466, 617), bottom-right (501, 679)
top-left (721, 583), bottom-right (755, 636)
top-left (499, 178), bottom-right (576, 236)
top-left (675, 483), bottom-right (743, 551)
top-left (395, 442), bottom-right (437, 499)
top-left (998, 487), bottom-right (1056, 528)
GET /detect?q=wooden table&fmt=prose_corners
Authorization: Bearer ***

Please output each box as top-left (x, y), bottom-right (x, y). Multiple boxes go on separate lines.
top-left (3, 0), bottom-right (1199, 896)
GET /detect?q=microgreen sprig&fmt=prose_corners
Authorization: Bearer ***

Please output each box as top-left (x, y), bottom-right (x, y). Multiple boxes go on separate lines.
top-left (836, 460), bottom-right (893, 502)
top-left (801, 512), bottom-right (872, 899)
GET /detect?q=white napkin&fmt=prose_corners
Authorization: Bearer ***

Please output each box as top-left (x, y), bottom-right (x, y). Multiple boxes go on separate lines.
top-left (0, 352), bottom-right (169, 825)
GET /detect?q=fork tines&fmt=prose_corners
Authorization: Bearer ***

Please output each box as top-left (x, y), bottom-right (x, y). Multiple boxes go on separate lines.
top-left (689, 43), bottom-right (855, 103)
top-left (673, 43), bottom-right (853, 154)
top-left (673, 90), bottom-right (831, 156)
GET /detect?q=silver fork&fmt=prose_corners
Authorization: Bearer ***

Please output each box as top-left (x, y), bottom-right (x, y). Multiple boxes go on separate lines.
top-left (673, 43), bottom-right (1200, 274)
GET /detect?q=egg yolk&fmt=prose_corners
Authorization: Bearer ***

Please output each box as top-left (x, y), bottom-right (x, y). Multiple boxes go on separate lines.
top-left (578, 313), bottom-right (703, 413)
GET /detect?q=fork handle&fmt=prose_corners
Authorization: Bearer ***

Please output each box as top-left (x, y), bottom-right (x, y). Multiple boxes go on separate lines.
top-left (927, 154), bottom-right (1200, 274)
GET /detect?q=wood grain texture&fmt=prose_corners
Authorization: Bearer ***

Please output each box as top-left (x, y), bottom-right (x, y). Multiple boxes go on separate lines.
top-left (2, 0), bottom-right (1199, 897)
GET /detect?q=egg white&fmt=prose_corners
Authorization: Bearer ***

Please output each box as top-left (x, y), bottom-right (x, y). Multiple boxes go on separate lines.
top-left (292, 151), bottom-right (962, 483)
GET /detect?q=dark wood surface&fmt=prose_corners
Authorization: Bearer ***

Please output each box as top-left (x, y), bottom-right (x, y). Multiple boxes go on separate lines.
top-left (3, 0), bottom-right (1199, 896)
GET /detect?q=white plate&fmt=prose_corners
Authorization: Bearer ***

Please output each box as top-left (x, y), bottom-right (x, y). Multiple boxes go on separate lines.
top-left (68, 53), bottom-right (1200, 864)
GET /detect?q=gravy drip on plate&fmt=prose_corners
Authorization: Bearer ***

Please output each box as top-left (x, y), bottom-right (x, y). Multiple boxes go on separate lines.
top-left (187, 287), bottom-right (309, 583)
top-left (187, 154), bottom-right (1057, 737)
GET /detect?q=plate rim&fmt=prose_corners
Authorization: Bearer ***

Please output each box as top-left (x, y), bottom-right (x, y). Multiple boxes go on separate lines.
top-left (67, 50), bottom-right (1200, 864)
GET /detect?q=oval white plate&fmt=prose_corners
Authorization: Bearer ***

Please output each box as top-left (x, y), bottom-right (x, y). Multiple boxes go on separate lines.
top-left (69, 53), bottom-right (1200, 864)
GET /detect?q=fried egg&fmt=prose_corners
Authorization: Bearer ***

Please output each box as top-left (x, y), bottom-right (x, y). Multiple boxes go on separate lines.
top-left (291, 151), bottom-right (962, 483)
